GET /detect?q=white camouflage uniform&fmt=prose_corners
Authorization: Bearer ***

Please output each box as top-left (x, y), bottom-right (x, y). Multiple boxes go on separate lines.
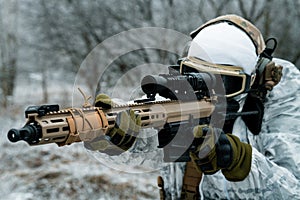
top-left (92, 16), bottom-right (300, 200)
top-left (160, 15), bottom-right (300, 199)
top-left (160, 58), bottom-right (300, 199)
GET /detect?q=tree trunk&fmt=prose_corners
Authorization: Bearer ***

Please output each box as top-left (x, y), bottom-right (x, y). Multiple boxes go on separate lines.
top-left (0, 0), bottom-right (18, 108)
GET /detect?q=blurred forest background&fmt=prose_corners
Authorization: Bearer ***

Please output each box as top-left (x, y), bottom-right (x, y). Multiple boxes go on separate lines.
top-left (1, 0), bottom-right (300, 199)
top-left (1, 0), bottom-right (300, 108)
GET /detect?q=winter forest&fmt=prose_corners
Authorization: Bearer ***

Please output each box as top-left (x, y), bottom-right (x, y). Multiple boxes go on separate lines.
top-left (1, 0), bottom-right (300, 199)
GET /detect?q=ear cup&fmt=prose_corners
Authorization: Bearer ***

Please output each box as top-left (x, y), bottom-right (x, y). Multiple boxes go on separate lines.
top-left (255, 57), bottom-right (271, 84)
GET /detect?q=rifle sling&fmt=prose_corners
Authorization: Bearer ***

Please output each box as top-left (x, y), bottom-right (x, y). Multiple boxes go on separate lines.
top-left (180, 161), bottom-right (202, 200)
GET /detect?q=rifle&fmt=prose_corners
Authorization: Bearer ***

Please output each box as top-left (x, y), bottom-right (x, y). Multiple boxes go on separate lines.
top-left (7, 58), bottom-right (258, 162)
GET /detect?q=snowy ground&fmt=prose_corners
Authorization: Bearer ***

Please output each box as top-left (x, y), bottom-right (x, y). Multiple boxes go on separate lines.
top-left (0, 70), bottom-right (160, 200)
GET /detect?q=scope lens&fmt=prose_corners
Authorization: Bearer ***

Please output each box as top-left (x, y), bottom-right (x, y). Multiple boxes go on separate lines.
top-left (141, 75), bottom-right (159, 94)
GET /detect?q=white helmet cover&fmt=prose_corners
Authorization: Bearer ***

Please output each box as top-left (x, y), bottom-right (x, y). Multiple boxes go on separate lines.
top-left (188, 22), bottom-right (258, 75)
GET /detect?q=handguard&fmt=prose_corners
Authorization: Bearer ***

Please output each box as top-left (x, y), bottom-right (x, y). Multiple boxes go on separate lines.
top-left (8, 104), bottom-right (109, 146)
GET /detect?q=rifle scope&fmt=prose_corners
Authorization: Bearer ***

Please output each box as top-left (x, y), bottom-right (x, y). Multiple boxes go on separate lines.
top-left (141, 72), bottom-right (216, 100)
top-left (7, 124), bottom-right (41, 144)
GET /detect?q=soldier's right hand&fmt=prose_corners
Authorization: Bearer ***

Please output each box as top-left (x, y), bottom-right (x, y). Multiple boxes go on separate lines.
top-left (190, 125), bottom-right (252, 181)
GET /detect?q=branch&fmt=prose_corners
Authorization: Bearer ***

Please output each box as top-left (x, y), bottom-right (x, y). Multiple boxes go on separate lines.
top-left (237, 0), bottom-right (249, 19)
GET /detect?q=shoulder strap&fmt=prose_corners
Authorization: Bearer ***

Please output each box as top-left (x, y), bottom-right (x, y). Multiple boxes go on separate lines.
top-left (180, 161), bottom-right (202, 200)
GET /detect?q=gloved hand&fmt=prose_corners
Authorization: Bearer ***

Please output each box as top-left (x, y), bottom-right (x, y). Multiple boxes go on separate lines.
top-left (84, 94), bottom-right (141, 155)
top-left (190, 125), bottom-right (252, 181)
top-left (94, 93), bottom-right (115, 109)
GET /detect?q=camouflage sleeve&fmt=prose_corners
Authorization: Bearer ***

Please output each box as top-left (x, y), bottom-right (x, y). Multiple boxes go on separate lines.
top-left (201, 145), bottom-right (300, 199)
top-left (201, 59), bottom-right (300, 199)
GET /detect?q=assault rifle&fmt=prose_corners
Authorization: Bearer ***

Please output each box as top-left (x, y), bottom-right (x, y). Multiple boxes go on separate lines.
top-left (7, 58), bottom-right (258, 162)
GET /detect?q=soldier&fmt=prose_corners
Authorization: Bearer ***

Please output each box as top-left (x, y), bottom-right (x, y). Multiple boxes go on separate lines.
top-left (89, 15), bottom-right (300, 199)
top-left (160, 14), bottom-right (300, 199)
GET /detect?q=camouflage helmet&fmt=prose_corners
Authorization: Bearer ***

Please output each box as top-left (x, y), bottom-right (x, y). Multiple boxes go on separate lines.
top-left (190, 14), bottom-right (266, 55)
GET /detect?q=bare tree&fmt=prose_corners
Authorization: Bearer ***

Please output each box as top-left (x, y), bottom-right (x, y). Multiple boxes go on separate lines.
top-left (196, 0), bottom-right (300, 68)
top-left (0, 0), bottom-right (18, 108)
top-left (18, 0), bottom-right (300, 105)
top-left (24, 0), bottom-right (198, 97)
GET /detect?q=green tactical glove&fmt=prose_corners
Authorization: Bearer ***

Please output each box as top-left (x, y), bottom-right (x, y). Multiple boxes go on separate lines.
top-left (190, 125), bottom-right (252, 181)
top-left (84, 94), bottom-right (141, 155)
top-left (94, 93), bottom-right (115, 109)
